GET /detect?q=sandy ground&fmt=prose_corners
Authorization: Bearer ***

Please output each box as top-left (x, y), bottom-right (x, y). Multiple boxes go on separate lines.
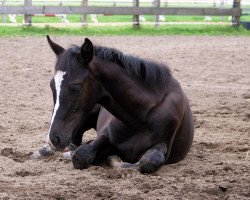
top-left (0, 36), bottom-right (249, 200)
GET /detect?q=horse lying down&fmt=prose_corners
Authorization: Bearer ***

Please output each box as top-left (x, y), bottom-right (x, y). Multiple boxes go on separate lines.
top-left (31, 104), bottom-right (149, 169)
top-left (33, 36), bottom-right (194, 174)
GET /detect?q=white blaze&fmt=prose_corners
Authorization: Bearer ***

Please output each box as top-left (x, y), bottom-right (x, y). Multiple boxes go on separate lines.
top-left (47, 70), bottom-right (66, 142)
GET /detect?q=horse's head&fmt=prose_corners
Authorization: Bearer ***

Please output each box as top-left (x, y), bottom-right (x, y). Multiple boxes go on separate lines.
top-left (47, 36), bottom-right (99, 152)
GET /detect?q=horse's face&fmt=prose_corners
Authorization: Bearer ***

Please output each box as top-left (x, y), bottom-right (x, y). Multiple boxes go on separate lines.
top-left (47, 36), bottom-right (98, 151)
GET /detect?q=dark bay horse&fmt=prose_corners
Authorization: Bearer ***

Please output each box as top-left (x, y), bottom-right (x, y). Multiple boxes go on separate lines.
top-left (46, 36), bottom-right (194, 173)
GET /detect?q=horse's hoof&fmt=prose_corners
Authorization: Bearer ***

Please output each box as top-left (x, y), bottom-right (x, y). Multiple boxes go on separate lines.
top-left (72, 153), bottom-right (88, 169)
top-left (30, 144), bottom-right (53, 159)
top-left (138, 162), bottom-right (158, 174)
top-left (72, 145), bottom-right (96, 169)
top-left (138, 150), bottom-right (165, 174)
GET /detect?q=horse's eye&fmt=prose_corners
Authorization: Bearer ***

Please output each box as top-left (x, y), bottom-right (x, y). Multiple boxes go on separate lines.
top-left (71, 85), bottom-right (81, 94)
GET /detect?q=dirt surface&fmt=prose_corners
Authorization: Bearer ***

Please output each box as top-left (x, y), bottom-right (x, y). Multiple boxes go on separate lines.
top-left (0, 36), bottom-right (249, 200)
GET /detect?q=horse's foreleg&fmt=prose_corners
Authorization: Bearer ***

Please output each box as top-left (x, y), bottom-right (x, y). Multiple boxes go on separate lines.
top-left (72, 134), bottom-right (110, 169)
top-left (31, 144), bottom-right (75, 160)
top-left (138, 143), bottom-right (167, 174)
top-left (108, 143), bottom-right (167, 173)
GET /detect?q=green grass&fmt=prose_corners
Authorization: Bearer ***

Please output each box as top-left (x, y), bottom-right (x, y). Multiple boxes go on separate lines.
top-left (241, 15), bottom-right (250, 21)
top-left (0, 24), bottom-right (249, 37)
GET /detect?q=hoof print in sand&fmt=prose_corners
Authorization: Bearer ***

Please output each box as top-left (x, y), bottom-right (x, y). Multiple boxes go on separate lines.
top-left (1, 148), bottom-right (31, 163)
top-left (1, 148), bottom-right (13, 157)
top-left (14, 169), bottom-right (41, 177)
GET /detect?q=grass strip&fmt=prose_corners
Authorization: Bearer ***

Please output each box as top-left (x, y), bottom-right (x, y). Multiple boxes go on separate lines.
top-left (0, 24), bottom-right (249, 36)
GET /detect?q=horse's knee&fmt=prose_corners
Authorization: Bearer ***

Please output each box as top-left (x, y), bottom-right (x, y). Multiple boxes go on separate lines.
top-left (72, 144), bottom-right (96, 169)
top-left (138, 148), bottom-right (165, 174)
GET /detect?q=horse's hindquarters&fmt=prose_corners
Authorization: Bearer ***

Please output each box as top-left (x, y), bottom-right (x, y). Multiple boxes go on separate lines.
top-left (167, 104), bottom-right (194, 164)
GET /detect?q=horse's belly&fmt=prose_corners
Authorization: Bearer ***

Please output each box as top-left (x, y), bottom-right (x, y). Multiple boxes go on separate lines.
top-left (111, 131), bottom-right (155, 163)
top-left (114, 142), bottom-right (142, 163)
top-left (95, 108), bottom-right (143, 162)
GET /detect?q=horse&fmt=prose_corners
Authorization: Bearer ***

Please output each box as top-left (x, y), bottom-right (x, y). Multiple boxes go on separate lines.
top-left (46, 36), bottom-right (194, 173)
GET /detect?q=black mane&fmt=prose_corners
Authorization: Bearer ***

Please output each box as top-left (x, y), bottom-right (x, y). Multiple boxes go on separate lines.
top-left (56, 45), bottom-right (172, 91)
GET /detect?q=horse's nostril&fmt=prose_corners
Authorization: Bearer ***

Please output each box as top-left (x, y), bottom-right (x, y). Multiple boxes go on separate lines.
top-left (51, 136), bottom-right (60, 147)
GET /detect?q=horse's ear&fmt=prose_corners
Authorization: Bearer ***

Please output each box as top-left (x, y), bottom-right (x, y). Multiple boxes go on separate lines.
top-left (47, 35), bottom-right (65, 56)
top-left (80, 38), bottom-right (94, 65)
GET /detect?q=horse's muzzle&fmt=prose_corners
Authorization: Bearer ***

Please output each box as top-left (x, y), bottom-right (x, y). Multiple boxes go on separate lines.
top-left (48, 142), bottom-right (70, 152)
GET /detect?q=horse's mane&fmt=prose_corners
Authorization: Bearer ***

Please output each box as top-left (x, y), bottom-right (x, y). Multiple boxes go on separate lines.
top-left (56, 45), bottom-right (172, 91)
top-left (95, 46), bottom-right (172, 91)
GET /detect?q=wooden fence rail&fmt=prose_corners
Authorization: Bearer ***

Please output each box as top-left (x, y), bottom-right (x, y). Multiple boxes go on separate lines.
top-left (0, 7), bottom-right (242, 16)
top-left (0, 0), bottom-right (242, 27)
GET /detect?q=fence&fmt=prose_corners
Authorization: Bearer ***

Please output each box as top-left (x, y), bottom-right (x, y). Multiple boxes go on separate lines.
top-left (0, 0), bottom-right (243, 27)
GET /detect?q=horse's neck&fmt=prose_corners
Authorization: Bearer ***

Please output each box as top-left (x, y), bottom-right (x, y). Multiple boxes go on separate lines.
top-left (89, 58), bottom-right (157, 123)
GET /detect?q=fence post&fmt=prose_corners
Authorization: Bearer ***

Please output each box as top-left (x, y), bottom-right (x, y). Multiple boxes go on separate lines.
top-left (81, 0), bottom-right (88, 27)
top-left (232, 0), bottom-right (241, 27)
top-left (220, 0), bottom-right (224, 21)
top-left (24, 0), bottom-right (32, 26)
top-left (2, 0), bottom-right (6, 23)
top-left (155, 0), bottom-right (160, 28)
top-left (133, 0), bottom-right (139, 28)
